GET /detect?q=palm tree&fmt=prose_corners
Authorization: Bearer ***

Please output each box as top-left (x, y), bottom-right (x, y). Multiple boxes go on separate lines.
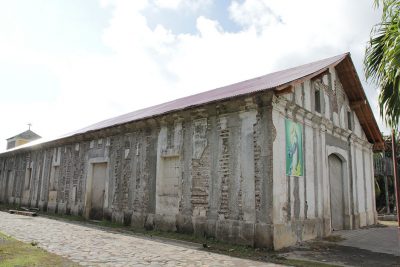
top-left (364, 0), bottom-right (400, 128)
top-left (364, 0), bottom-right (400, 224)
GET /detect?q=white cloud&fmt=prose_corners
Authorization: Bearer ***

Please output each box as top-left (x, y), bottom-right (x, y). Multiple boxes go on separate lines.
top-left (153, 0), bottom-right (212, 11)
top-left (229, 0), bottom-right (282, 32)
top-left (154, 0), bottom-right (182, 9)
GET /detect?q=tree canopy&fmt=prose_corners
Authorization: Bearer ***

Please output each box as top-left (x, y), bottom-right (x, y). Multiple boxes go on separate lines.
top-left (364, 0), bottom-right (400, 129)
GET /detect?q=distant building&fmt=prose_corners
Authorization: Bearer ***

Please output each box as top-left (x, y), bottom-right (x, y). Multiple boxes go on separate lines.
top-left (6, 129), bottom-right (41, 150)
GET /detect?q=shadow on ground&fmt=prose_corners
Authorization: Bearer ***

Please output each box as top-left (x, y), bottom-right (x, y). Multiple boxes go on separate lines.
top-left (280, 240), bottom-right (399, 267)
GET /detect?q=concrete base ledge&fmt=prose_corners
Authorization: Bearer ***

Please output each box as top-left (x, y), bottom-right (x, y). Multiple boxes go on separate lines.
top-left (47, 202), bottom-right (58, 213)
top-left (353, 211), bottom-right (376, 228)
top-left (273, 218), bottom-right (323, 250)
top-left (57, 203), bottom-right (67, 214)
top-left (38, 200), bottom-right (47, 211)
top-left (215, 219), bottom-right (257, 246)
top-left (112, 211), bottom-right (125, 224)
top-left (131, 212), bottom-right (146, 228)
top-left (143, 213), bottom-right (272, 248)
top-left (176, 214), bottom-right (194, 234)
top-left (154, 214), bottom-right (177, 232)
top-left (69, 204), bottom-right (84, 216)
top-left (378, 214), bottom-right (398, 221)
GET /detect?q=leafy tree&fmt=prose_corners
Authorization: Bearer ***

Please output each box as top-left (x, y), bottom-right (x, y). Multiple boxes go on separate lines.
top-left (364, 0), bottom-right (400, 128)
top-left (374, 134), bottom-right (399, 213)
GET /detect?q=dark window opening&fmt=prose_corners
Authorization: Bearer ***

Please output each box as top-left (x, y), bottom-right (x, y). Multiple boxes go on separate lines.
top-left (347, 111), bottom-right (352, 130)
top-left (315, 90), bottom-right (321, 113)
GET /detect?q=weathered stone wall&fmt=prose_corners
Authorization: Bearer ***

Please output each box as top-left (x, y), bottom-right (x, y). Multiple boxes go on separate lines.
top-left (0, 91), bottom-right (276, 248)
top-left (272, 68), bottom-right (376, 249)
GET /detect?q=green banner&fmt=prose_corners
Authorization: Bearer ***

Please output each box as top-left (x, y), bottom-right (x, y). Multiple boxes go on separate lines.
top-left (285, 119), bottom-right (304, 176)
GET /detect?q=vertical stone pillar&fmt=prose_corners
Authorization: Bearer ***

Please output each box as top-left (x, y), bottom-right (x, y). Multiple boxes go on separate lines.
top-left (254, 95), bottom-right (274, 248)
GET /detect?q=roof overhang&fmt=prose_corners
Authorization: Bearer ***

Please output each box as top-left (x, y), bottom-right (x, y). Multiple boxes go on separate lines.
top-left (335, 55), bottom-right (384, 151)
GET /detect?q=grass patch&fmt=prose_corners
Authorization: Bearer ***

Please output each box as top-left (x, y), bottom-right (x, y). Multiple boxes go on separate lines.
top-left (0, 232), bottom-right (78, 267)
top-left (0, 203), bottom-right (21, 212)
top-left (39, 212), bottom-right (86, 223)
top-left (282, 258), bottom-right (341, 267)
top-left (91, 219), bottom-right (124, 228)
top-left (322, 235), bottom-right (345, 242)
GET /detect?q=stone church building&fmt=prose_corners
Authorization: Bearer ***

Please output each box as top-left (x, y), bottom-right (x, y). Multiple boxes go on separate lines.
top-left (0, 53), bottom-right (383, 249)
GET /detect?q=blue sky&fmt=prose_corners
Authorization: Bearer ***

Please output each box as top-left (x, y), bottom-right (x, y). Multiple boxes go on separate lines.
top-left (0, 0), bottom-right (384, 151)
top-left (144, 0), bottom-right (242, 33)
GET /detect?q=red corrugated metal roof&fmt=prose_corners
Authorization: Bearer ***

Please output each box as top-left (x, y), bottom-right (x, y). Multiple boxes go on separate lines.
top-left (61, 53), bottom-right (347, 136)
top-left (4, 52), bottom-right (375, 154)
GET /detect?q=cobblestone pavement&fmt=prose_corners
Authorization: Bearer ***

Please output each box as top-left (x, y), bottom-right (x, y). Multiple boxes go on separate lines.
top-left (0, 212), bottom-right (282, 267)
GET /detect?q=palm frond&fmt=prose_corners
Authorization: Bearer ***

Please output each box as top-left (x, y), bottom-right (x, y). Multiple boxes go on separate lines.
top-left (365, 0), bottom-right (400, 129)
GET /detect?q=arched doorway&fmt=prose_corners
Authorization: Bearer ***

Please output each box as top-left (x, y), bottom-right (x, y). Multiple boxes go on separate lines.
top-left (329, 154), bottom-right (344, 231)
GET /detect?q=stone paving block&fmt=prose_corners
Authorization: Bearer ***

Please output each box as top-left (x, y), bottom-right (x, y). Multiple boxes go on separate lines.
top-left (0, 211), bottom-right (281, 267)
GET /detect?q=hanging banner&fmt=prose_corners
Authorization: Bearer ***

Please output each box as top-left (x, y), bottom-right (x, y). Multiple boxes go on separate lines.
top-left (285, 119), bottom-right (304, 176)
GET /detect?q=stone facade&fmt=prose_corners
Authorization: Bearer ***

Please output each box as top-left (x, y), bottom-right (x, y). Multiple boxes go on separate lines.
top-left (0, 67), bottom-right (377, 249)
top-left (271, 67), bottom-right (377, 248)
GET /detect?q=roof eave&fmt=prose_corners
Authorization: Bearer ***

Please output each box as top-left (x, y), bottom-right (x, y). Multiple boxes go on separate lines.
top-left (334, 54), bottom-right (384, 150)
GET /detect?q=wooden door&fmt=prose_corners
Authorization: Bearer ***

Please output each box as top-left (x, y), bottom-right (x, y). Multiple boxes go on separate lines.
top-left (329, 154), bottom-right (344, 231)
top-left (90, 163), bottom-right (107, 220)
